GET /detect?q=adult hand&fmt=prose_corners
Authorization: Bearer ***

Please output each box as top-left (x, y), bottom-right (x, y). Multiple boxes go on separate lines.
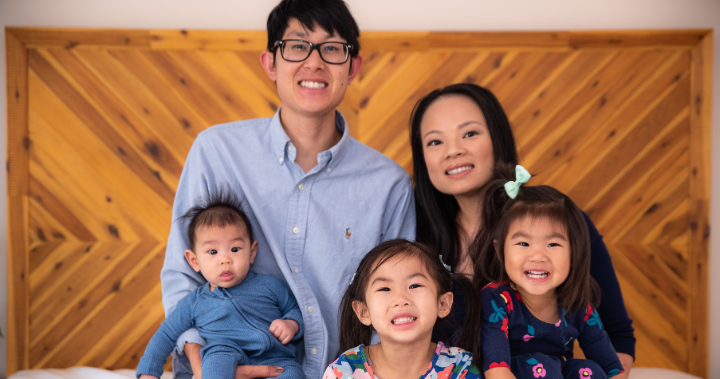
top-left (269, 319), bottom-right (300, 344)
top-left (138, 375), bottom-right (158, 379)
top-left (235, 365), bottom-right (284, 379)
top-left (184, 342), bottom-right (203, 379)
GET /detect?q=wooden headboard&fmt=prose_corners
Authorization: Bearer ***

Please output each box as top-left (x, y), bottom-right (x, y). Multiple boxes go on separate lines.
top-left (6, 28), bottom-right (712, 377)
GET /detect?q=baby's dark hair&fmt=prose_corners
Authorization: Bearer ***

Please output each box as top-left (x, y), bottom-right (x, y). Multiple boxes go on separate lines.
top-left (339, 239), bottom-right (482, 368)
top-left (180, 189), bottom-right (253, 251)
top-left (477, 165), bottom-right (600, 313)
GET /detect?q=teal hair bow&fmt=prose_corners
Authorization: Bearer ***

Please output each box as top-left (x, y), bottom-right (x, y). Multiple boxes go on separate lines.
top-left (504, 165), bottom-right (531, 199)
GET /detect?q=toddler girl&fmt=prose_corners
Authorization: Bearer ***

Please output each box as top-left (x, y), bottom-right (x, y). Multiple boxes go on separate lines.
top-left (323, 239), bottom-right (482, 379)
top-left (479, 165), bottom-right (627, 379)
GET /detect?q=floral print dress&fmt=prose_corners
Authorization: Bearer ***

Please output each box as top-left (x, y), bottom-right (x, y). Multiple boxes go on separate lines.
top-left (481, 282), bottom-right (625, 379)
top-left (322, 341), bottom-right (481, 379)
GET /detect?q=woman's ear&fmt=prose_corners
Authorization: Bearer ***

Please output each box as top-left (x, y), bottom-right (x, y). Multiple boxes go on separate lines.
top-left (437, 292), bottom-right (454, 318)
top-left (352, 300), bottom-right (372, 326)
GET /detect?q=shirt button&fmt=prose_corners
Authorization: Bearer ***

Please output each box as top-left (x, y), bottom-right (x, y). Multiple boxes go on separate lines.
top-left (326, 167), bottom-right (332, 173)
top-left (311, 348), bottom-right (318, 355)
top-left (288, 146), bottom-right (293, 151)
top-left (307, 306), bottom-right (313, 313)
top-left (298, 183), bottom-right (304, 190)
top-left (279, 157), bottom-right (284, 163)
top-left (294, 267), bottom-right (299, 273)
top-left (293, 226), bottom-right (299, 234)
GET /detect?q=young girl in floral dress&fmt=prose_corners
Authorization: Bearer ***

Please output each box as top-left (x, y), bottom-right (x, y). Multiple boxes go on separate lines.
top-left (480, 166), bottom-right (627, 379)
top-left (323, 239), bottom-right (482, 379)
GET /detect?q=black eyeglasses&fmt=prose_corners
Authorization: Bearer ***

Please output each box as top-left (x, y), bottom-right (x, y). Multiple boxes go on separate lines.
top-left (274, 39), bottom-right (352, 64)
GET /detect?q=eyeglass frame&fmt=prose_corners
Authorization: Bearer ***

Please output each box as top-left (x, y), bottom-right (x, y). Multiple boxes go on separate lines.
top-left (273, 39), bottom-right (353, 65)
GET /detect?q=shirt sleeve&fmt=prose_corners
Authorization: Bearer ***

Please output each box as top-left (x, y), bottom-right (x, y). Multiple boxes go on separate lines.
top-left (583, 212), bottom-right (636, 359)
top-left (480, 285), bottom-right (512, 373)
top-left (576, 304), bottom-right (626, 378)
top-left (137, 292), bottom-right (197, 378)
top-left (380, 174), bottom-right (416, 241)
top-left (160, 132), bottom-right (222, 351)
top-left (270, 276), bottom-right (305, 341)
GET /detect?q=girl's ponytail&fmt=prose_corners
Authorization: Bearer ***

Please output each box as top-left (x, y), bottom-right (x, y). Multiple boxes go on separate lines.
top-left (338, 283), bottom-right (372, 352)
top-left (451, 273), bottom-right (483, 369)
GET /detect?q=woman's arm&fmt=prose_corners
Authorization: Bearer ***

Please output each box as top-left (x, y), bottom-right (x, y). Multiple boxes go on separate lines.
top-left (583, 212), bottom-right (636, 367)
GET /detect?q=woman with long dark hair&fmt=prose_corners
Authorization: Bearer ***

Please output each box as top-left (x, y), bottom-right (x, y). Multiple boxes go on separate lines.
top-left (410, 83), bottom-right (635, 373)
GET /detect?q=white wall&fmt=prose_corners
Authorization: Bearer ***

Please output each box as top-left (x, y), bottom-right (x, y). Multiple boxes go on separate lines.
top-left (1, 0), bottom-right (718, 377)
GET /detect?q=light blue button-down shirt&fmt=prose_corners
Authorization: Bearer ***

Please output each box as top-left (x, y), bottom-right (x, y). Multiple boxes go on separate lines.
top-left (160, 108), bottom-right (415, 378)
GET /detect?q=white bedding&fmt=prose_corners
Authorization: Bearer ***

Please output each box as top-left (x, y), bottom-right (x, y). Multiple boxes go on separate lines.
top-left (7, 367), bottom-right (701, 379)
top-left (8, 367), bottom-right (172, 379)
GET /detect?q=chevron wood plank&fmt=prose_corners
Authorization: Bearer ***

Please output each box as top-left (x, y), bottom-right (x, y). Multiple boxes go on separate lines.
top-left (28, 86), bottom-right (172, 241)
top-left (98, 283), bottom-right (165, 368)
top-left (28, 242), bottom-right (136, 345)
top-left (30, 241), bottom-right (163, 354)
top-left (29, 49), bottom-right (177, 204)
top-left (44, 49), bottom-right (184, 185)
top-left (539, 52), bottom-right (691, 193)
top-left (29, 176), bottom-right (97, 242)
top-left (197, 51), bottom-right (280, 119)
top-left (532, 51), bottom-right (681, 188)
top-left (169, 50), bottom-right (261, 122)
top-left (567, 75), bottom-right (690, 207)
top-left (31, 241), bottom-right (163, 368)
top-left (108, 49), bottom-right (209, 140)
top-left (513, 51), bottom-right (616, 154)
top-left (74, 49), bottom-right (196, 165)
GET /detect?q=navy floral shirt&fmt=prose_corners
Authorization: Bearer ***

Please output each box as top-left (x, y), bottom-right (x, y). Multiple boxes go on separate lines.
top-left (481, 282), bottom-right (625, 378)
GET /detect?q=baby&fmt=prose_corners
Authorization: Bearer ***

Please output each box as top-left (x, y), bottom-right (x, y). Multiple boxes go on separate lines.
top-left (137, 192), bottom-right (304, 379)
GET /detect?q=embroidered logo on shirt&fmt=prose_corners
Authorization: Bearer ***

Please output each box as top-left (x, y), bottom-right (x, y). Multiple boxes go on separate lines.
top-left (345, 227), bottom-right (352, 239)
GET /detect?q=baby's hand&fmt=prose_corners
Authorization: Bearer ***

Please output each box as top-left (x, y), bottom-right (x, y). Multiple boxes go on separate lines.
top-left (269, 319), bottom-right (299, 345)
top-left (138, 375), bottom-right (158, 379)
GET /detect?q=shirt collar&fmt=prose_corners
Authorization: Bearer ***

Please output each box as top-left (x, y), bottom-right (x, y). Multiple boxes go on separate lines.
top-left (269, 107), bottom-right (351, 170)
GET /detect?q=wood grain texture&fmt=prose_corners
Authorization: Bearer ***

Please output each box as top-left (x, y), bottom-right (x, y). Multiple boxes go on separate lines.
top-left (6, 28), bottom-right (30, 375)
top-left (5, 29), bottom-right (711, 377)
top-left (687, 31), bottom-right (712, 378)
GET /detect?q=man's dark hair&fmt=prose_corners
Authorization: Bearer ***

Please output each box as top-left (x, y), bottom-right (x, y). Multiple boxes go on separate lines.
top-left (266, 0), bottom-right (361, 59)
top-left (180, 189), bottom-right (253, 251)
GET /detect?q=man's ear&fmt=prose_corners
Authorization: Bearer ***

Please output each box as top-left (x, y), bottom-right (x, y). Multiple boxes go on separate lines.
top-left (250, 240), bottom-right (259, 264)
top-left (352, 300), bottom-right (372, 326)
top-left (437, 292), bottom-right (454, 318)
top-left (260, 50), bottom-right (277, 82)
top-left (346, 55), bottom-right (363, 84)
top-left (185, 250), bottom-right (201, 272)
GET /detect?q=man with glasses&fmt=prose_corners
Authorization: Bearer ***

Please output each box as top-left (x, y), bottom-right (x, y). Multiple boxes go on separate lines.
top-left (160, 1), bottom-right (415, 378)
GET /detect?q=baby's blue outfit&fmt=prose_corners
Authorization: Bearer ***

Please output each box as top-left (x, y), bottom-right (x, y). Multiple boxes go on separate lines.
top-left (136, 271), bottom-right (304, 379)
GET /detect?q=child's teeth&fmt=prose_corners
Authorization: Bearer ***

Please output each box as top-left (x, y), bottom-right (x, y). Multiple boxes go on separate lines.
top-left (526, 270), bottom-right (548, 279)
top-left (392, 317), bottom-right (416, 325)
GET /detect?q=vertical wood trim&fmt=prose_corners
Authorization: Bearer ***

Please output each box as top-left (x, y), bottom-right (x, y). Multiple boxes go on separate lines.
top-left (688, 30), bottom-right (712, 379)
top-left (5, 28), bottom-right (30, 376)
